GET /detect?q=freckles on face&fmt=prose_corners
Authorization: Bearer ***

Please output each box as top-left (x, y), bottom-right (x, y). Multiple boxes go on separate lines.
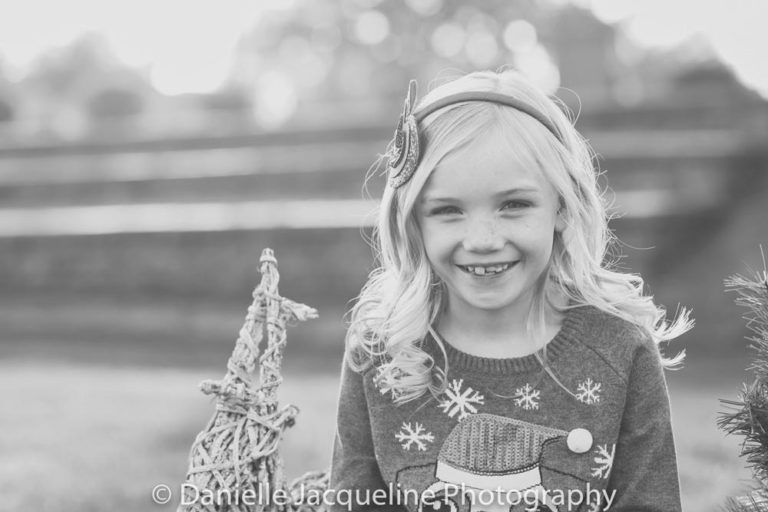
top-left (415, 133), bottom-right (561, 315)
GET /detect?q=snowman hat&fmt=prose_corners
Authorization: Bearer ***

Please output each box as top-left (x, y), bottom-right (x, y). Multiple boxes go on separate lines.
top-left (436, 414), bottom-right (588, 491)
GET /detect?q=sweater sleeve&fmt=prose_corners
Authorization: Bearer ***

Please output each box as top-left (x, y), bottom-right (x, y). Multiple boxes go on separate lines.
top-left (606, 337), bottom-right (682, 511)
top-left (328, 357), bottom-right (406, 512)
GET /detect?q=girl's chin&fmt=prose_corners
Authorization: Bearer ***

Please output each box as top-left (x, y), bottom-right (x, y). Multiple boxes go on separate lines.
top-left (447, 283), bottom-right (540, 312)
top-left (457, 293), bottom-right (532, 314)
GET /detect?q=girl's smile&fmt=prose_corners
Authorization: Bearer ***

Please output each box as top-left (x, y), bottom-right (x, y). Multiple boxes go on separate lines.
top-left (457, 261), bottom-right (518, 277)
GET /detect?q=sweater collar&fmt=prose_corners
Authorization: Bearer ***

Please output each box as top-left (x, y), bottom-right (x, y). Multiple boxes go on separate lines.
top-left (426, 305), bottom-right (588, 375)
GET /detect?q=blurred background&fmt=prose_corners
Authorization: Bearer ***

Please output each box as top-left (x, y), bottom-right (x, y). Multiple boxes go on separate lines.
top-left (1, 0), bottom-right (767, 510)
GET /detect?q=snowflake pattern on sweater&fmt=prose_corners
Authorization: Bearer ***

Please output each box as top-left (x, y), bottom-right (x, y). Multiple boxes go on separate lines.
top-left (437, 379), bottom-right (485, 420)
top-left (591, 444), bottom-right (616, 479)
top-left (514, 382), bottom-right (541, 410)
top-left (576, 378), bottom-right (602, 404)
top-left (395, 422), bottom-right (435, 452)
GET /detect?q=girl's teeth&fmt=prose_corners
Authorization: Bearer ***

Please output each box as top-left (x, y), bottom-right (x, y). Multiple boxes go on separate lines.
top-left (464, 264), bottom-right (510, 276)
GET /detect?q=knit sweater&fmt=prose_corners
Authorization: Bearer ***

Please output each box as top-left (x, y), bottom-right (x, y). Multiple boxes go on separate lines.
top-left (328, 305), bottom-right (682, 512)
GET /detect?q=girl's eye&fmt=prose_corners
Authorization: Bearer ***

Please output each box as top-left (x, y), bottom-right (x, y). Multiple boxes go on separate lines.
top-left (431, 206), bottom-right (461, 215)
top-left (502, 200), bottom-right (531, 210)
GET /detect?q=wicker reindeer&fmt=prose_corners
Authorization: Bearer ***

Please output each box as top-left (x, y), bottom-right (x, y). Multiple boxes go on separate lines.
top-left (178, 249), bottom-right (328, 512)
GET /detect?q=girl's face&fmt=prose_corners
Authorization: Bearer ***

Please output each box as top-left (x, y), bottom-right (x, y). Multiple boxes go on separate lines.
top-left (416, 131), bottom-right (564, 320)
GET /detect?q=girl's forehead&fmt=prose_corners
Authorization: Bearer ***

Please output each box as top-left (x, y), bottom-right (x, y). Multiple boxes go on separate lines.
top-left (422, 134), bottom-right (551, 197)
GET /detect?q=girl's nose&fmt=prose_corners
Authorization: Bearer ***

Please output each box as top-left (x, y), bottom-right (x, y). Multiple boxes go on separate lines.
top-left (462, 218), bottom-right (505, 252)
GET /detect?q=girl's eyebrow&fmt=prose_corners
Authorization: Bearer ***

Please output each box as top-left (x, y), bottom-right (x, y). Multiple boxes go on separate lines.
top-left (495, 187), bottom-right (540, 197)
top-left (421, 187), bottom-right (540, 203)
top-left (420, 195), bottom-right (458, 203)
top-left (421, 187), bottom-right (539, 203)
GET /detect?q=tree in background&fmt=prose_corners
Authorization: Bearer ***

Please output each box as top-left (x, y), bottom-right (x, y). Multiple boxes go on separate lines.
top-left (0, 97), bottom-right (13, 123)
top-left (0, 61), bottom-right (17, 125)
top-left (719, 255), bottom-right (768, 511)
top-left (0, 1), bottom-right (756, 136)
top-left (9, 33), bottom-right (153, 138)
top-left (230, 0), bottom-right (619, 126)
top-left (87, 87), bottom-right (144, 119)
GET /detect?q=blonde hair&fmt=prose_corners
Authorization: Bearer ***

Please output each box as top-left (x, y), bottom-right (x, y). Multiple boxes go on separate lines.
top-left (345, 69), bottom-right (693, 405)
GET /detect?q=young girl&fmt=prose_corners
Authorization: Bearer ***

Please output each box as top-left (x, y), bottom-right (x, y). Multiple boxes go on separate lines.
top-left (329, 69), bottom-right (692, 512)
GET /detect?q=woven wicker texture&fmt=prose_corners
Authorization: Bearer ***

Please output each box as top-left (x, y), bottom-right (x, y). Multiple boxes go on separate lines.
top-left (178, 248), bottom-right (326, 512)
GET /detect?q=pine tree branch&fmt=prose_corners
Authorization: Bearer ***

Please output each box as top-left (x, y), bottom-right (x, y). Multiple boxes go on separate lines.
top-left (720, 247), bottom-right (768, 501)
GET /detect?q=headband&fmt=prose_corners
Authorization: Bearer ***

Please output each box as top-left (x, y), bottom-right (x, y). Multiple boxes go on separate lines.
top-left (386, 80), bottom-right (563, 189)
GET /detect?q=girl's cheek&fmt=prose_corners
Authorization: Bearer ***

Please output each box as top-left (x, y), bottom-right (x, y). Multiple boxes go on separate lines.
top-left (433, 224), bottom-right (466, 241)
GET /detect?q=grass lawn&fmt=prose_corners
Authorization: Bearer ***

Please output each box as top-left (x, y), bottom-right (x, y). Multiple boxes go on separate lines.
top-left (0, 354), bottom-right (755, 512)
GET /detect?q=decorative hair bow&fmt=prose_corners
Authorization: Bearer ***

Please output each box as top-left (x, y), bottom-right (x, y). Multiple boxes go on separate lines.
top-left (386, 80), bottom-right (420, 189)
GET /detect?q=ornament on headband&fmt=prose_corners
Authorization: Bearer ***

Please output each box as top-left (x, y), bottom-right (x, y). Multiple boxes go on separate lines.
top-left (385, 79), bottom-right (564, 189)
top-left (386, 80), bottom-right (420, 189)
